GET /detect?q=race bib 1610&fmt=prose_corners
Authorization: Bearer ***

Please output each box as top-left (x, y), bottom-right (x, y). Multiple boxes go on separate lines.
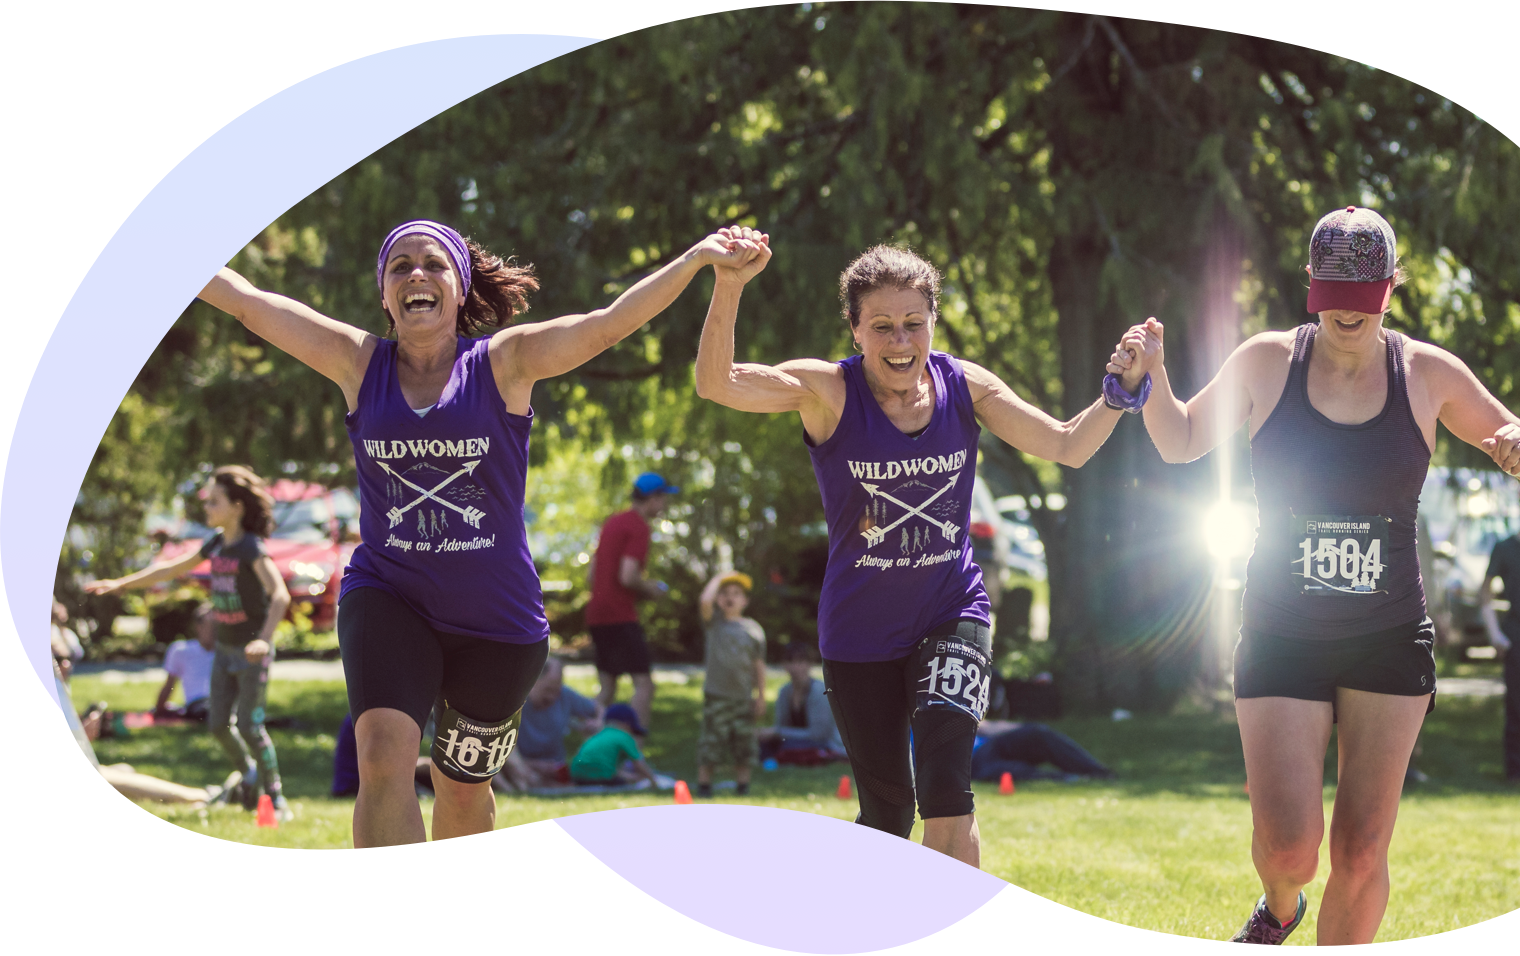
top-left (1292, 514), bottom-right (1390, 596)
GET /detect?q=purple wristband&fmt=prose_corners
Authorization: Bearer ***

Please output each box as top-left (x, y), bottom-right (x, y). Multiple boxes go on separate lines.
top-left (1103, 372), bottom-right (1151, 413)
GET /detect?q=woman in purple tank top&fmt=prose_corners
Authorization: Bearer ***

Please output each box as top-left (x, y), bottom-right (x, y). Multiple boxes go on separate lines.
top-left (1109, 207), bottom-right (1520, 944)
top-left (696, 228), bottom-right (1149, 868)
top-left (198, 220), bottom-right (763, 847)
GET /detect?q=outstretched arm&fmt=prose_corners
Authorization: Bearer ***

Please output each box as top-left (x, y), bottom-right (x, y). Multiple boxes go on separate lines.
top-left (493, 230), bottom-right (763, 393)
top-left (1414, 343), bottom-right (1520, 476)
top-left (1109, 319), bottom-right (1256, 464)
top-left (693, 231), bottom-right (844, 442)
top-left (962, 353), bottom-right (1143, 469)
top-left (84, 547), bottom-right (206, 596)
top-left (199, 268), bottom-right (374, 406)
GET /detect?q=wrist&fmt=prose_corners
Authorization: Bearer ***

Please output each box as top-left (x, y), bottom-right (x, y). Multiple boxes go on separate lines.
top-left (1103, 372), bottom-right (1151, 413)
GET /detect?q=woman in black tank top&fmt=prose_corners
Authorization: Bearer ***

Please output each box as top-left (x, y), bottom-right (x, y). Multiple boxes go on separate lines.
top-left (1107, 207), bottom-right (1520, 945)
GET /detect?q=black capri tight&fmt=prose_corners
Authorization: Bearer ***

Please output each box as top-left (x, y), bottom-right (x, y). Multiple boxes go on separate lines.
top-left (823, 620), bottom-right (993, 838)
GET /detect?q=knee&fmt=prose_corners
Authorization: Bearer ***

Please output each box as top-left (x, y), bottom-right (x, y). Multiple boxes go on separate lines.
top-left (1255, 830), bottom-right (1322, 879)
top-left (1329, 829), bottom-right (1391, 882)
top-left (355, 710), bottom-right (422, 780)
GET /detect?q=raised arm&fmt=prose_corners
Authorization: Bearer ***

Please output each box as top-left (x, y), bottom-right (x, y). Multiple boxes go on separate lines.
top-left (1110, 319), bottom-right (1262, 464)
top-left (199, 268), bottom-right (375, 408)
top-left (490, 230), bottom-right (762, 402)
top-left (961, 361), bottom-right (1134, 469)
top-left (698, 572), bottom-right (725, 624)
top-left (693, 232), bottom-right (846, 443)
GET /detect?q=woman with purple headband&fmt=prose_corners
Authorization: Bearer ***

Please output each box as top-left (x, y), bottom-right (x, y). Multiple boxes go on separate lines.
top-left (1109, 206), bottom-right (1520, 945)
top-left (200, 220), bottom-right (760, 846)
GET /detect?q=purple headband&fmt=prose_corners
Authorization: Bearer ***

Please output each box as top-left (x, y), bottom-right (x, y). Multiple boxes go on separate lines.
top-left (375, 220), bottom-right (472, 299)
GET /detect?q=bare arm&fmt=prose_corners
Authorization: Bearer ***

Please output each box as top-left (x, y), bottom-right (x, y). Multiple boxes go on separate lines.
top-left (1413, 343), bottom-right (1520, 475)
top-left (619, 555), bottom-right (664, 600)
top-left (491, 231), bottom-right (761, 402)
top-left (753, 656), bottom-right (768, 720)
top-left (962, 361), bottom-right (1129, 468)
top-left (84, 547), bottom-right (207, 595)
top-left (1111, 320), bottom-right (1262, 464)
top-left (1479, 574), bottom-right (1513, 651)
top-left (693, 237), bottom-right (845, 443)
top-left (698, 573), bottom-right (726, 624)
top-left (154, 675), bottom-right (178, 714)
top-left (245, 555), bottom-right (291, 662)
top-left (199, 268), bottom-right (375, 408)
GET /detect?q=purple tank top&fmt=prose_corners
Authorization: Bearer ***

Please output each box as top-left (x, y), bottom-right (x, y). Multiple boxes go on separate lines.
top-left (340, 336), bottom-right (549, 643)
top-left (807, 352), bottom-right (990, 662)
top-left (1243, 324), bottom-right (1431, 640)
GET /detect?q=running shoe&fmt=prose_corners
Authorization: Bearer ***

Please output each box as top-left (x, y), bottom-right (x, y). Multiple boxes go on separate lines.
top-left (1230, 892), bottom-right (1306, 944)
top-left (237, 770), bottom-right (260, 811)
top-left (205, 770), bottom-right (243, 806)
top-left (271, 793), bottom-right (294, 823)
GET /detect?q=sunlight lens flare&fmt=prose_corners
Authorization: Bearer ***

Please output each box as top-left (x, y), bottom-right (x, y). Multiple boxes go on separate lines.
top-left (1202, 500), bottom-right (1256, 559)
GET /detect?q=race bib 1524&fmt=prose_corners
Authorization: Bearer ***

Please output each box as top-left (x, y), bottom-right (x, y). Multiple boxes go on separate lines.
top-left (1292, 514), bottom-right (1391, 596)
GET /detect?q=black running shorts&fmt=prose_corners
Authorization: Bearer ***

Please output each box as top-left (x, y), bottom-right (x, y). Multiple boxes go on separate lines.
top-left (589, 621), bottom-right (653, 676)
top-left (1233, 616), bottom-right (1435, 714)
top-left (338, 587), bottom-right (548, 731)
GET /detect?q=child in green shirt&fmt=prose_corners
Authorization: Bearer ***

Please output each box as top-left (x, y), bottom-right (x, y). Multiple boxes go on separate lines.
top-left (569, 703), bottom-right (659, 785)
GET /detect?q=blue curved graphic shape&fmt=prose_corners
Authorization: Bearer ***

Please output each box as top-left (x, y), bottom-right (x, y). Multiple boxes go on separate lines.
top-left (558, 805), bottom-right (1007, 953)
top-left (4, 34), bottom-right (593, 698)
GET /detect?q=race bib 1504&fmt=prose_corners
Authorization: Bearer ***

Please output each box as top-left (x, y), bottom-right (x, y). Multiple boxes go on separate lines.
top-left (1292, 514), bottom-right (1391, 596)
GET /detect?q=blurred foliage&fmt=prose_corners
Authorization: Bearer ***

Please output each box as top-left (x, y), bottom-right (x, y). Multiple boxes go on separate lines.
top-left (68, 6), bottom-right (1520, 709)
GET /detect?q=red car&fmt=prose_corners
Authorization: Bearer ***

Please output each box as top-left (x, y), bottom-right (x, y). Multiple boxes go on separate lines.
top-left (153, 480), bottom-right (359, 630)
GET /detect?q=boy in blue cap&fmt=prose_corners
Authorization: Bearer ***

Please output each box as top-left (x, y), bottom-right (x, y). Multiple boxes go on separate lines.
top-left (569, 702), bottom-right (659, 786)
top-left (586, 472), bottom-right (679, 731)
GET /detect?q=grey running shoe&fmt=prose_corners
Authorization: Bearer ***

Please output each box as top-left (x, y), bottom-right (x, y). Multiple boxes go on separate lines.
top-left (1230, 892), bottom-right (1306, 944)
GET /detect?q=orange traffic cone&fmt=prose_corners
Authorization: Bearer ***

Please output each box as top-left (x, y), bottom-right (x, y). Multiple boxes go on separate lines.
top-left (673, 780), bottom-right (693, 804)
top-left (1243, 780), bottom-right (1251, 795)
top-left (837, 775), bottom-right (852, 800)
top-left (255, 793), bottom-right (277, 828)
top-left (999, 772), bottom-right (1015, 795)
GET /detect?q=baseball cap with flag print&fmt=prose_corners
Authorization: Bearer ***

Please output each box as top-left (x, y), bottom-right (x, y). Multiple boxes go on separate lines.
top-left (1306, 206), bottom-right (1399, 315)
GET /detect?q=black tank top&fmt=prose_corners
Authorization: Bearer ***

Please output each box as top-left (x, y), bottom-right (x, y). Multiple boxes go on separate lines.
top-left (1242, 324), bottom-right (1431, 640)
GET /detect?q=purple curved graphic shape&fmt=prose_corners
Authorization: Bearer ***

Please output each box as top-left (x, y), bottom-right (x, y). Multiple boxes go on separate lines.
top-left (558, 805), bottom-right (1006, 953)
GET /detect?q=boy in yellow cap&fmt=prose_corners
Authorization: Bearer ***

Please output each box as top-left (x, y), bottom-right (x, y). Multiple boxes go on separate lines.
top-left (695, 570), bottom-right (767, 797)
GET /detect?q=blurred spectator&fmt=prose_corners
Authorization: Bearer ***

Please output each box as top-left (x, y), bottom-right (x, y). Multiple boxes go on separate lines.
top-left (50, 599), bottom-right (84, 682)
top-left (569, 703), bottom-right (657, 786)
top-left (759, 642), bottom-right (845, 763)
top-left (585, 472), bottom-right (678, 731)
top-left (154, 604), bottom-right (215, 721)
top-left (1480, 533), bottom-right (1520, 782)
top-left (495, 656), bottom-right (602, 791)
top-left (695, 572), bottom-right (766, 798)
top-left (971, 719), bottom-right (1114, 782)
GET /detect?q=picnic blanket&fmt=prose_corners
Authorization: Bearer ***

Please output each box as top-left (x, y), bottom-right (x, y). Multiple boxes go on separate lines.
top-left (523, 773), bottom-right (723, 798)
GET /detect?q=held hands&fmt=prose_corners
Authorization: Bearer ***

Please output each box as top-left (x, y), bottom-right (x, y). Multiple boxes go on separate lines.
top-left (244, 639), bottom-right (271, 664)
top-left (1481, 423), bottom-right (1520, 477)
top-left (1106, 317), bottom-right (1165, 391)
top-left (710, 225), bottom-right (772, 285)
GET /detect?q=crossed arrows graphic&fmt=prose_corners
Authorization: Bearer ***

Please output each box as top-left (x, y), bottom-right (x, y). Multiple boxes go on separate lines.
top-left (379, 460), bottom-right (486, 529)
top-left (859, 474), bottom-right (960, 548)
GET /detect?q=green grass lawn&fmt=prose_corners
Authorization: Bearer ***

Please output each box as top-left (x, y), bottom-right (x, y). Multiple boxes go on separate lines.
top-left (70, 670), bottom-right (1519, 943)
